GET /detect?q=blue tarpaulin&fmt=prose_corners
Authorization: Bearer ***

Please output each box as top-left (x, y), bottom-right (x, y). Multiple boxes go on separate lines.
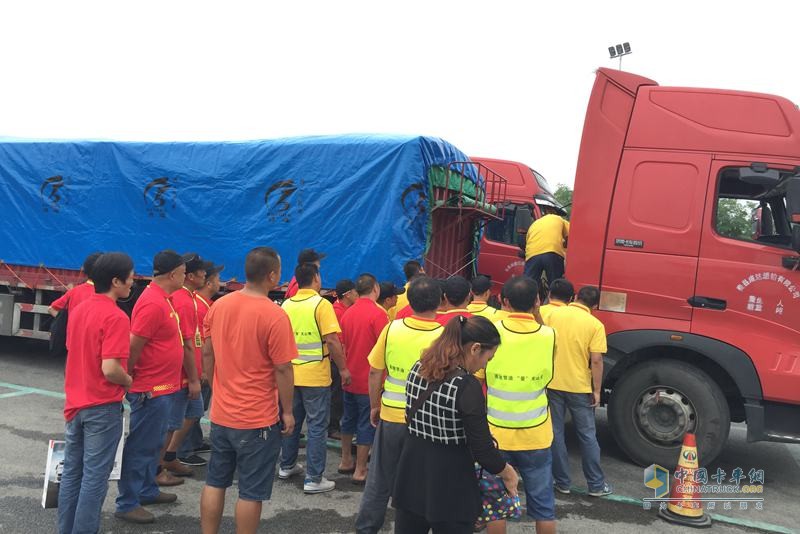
top-left (0, 135), bottom-right (476, 285)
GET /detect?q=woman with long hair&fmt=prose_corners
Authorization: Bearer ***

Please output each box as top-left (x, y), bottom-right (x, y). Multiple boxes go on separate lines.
top-left (392, 315), bottom-right (519, 533)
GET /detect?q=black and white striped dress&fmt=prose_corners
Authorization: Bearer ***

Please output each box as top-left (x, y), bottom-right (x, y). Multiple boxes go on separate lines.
top-left (392, 361), bottom-right (506, 524)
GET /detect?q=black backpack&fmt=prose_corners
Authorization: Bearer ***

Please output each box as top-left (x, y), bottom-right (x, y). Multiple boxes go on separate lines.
top-left (49, 301), bottom-right (69, 359)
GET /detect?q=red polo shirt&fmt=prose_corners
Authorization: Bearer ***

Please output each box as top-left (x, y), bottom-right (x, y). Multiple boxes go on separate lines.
top-left (332, 300), bottom-right (349, 323)
top-left (64, 294), bottom-right (130, 421)
top-left (129, 282), bottom-right (184, 397)
top-left (435, 309), bottom-right (473, 326)
top-left (340, 298), bottom-right (389, 394)
top-left (195, 293), bottom-right (212, 375)
top-left (51, 281), bottom-right (96, 313)
top-left (395, 305), bottom-right (413, 319)
top-left (285, 276), bottom-right (299, 298)
top-left (172, 286), bottom-right (200, 384)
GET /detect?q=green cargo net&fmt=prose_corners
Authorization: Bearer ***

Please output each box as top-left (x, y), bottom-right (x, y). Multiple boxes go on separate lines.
top-left (428, 166), bottom-right (497, 215)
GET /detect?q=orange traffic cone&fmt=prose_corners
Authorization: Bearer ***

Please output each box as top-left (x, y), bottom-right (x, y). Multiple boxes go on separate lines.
top-left (657, 433), bottom-right (712, 528)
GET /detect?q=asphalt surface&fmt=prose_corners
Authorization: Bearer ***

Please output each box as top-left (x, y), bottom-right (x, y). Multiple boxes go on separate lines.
top-left (0, 337), bottom-right (798, 534)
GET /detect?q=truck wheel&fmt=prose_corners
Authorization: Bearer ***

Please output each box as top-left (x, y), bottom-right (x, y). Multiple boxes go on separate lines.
top-left (608, 359), bottom-right (730, 469)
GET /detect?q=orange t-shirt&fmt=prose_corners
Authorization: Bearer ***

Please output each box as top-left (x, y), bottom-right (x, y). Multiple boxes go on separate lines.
top-left (203, 291), bottom-right (297, 429)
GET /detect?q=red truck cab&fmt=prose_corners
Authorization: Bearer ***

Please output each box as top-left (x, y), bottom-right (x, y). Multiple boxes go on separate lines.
top-left (568, 68), bottom-right (800, 467)
top-left (472, 157), bottom-right (566, 293)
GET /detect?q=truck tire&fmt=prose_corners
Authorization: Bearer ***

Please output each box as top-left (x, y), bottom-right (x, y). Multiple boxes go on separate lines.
top-left (608, 359), bottom-right (730, 469)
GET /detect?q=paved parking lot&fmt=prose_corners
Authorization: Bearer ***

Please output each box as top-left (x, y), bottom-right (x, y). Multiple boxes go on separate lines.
top-left (0, 338), bottom-right (797, 533)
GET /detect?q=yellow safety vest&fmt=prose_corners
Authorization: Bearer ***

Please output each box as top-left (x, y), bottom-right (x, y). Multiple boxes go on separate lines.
top-left (282, 294), bottom-right (325, 366)
top-left (381, 319), bottom-right (443, 409)
top-left (467, 302), bottom-right (498, 320)
top-left (486, 320), bottom-right (555, 428)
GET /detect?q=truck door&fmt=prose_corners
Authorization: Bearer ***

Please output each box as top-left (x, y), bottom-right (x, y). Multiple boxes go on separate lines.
top-left (601, 150), bottom-right (711, 324)
top-left (479, 203), bottom-right (533, 293)
top-left (692, 161), bottom-right (800, 405)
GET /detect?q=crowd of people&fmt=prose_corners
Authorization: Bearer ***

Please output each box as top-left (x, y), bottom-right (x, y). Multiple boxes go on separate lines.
top-left (54, 231), bottom-right (610, 534)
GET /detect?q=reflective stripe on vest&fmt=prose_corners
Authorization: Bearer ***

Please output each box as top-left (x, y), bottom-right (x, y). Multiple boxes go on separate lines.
top-left (281, 294), bottom-right (325, 366)
top-left (486, 320), bottom-right (555, 429)
top-left (381, 319), bottom-right (443, 409)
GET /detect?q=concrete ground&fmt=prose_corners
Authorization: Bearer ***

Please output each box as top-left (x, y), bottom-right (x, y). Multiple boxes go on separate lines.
top-left (0, 337), bottom-right (797, 533)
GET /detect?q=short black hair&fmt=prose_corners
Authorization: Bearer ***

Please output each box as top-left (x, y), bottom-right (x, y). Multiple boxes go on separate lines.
top-left (403, 260), bottom-right (423, 282)
top-left (407, 276), bottom-right (441, 313)
top-left (503, 276), bottom-right (539, 312)
top-left (355, 273), bottom-right (378, 296)
top-left (549, 278), bottom-right (575, 302)
top-left (245, 247), bottom-right (280, 283)
top-left (295, 262), bottom-right (320, 289)
top-left (577, 286), bottom-right (601, 308)
top-left (92, 253), bottom-right (134, 293)
top-left (82, 252), bottom-right (103, 279)
top-left (443, 276), bottom-right (471, 306)
top-left (471, 275), bottom-right (492, 295)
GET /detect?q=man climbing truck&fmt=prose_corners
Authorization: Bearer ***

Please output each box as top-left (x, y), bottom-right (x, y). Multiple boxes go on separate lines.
top-left (568, 68), bottom-right (800, 468)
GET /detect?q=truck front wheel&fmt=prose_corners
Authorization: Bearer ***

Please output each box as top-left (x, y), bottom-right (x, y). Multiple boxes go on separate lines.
top-left (608, 359), bottom-right (730, 468)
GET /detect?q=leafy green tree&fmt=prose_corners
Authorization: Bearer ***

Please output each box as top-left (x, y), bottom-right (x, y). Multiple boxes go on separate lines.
top-left (554, 184), bottom-right (573, 219)
top-left (716, 198), bottom-right (752, 239)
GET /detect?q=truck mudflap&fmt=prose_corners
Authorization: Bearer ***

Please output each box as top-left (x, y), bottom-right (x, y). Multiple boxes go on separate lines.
top-left (744, 401), bottom-right (800, 444)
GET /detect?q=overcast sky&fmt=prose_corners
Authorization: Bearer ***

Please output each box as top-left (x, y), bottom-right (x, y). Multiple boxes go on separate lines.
top-left (1, 1), bottom-right (797, 188)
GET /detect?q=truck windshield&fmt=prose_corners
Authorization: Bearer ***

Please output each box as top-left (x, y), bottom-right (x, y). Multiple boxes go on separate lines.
top-left (530, 168), bottom-right (554, 196)
top-left (715, 166), bottom-right (795, 248)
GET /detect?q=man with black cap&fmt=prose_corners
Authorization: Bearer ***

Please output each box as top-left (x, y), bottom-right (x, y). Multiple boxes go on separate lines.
top-left (284, 248), bottom-right (325, 299)
top-left (116, 250), bottom-right (189, 524)
top-left (185, 261), bottom-right (225, 457)
top-left (330, 279), bottom-right (356, 439)
top-left (161, 254), bottom-right (208, 474)
top-left (467, 274), bottom-right (499, 320)
top-left (333, 279), bottom-right (357, 322)
top-left (377, 282), bottom-right (405, 317)
top-left (435, 275), bottom-right (474, 325)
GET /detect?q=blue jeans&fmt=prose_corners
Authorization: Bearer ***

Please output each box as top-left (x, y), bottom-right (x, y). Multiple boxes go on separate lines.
top-left (548, 389), bottom-right (606, 492)
top-left (280, 386), bottom-right (330, 483)
top-left (115, 392), bottom-right (174, 513)
top-left (206, 423), bottom-right (282, 501)
top-left (340, 392), bottom-right (375, 446)
top-left (186, 382), bottom-right (211, 453)
top-left (58, 402), bottom-right (123, 534)
top-left (501, 448), bottom-right (555, 521)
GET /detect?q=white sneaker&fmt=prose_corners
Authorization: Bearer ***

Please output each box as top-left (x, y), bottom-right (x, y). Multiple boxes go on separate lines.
top-left (278, 463), bottom-right (304, 480)
top-left (303, 477), bottom-right (335, 494)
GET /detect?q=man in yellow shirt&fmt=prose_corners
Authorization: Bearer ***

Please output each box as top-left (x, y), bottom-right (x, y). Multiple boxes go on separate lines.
top-left (467, 274), bottom-right (500, 319)
top-left (539, 278), bottom-right (574, 325)
top-left (355, 276), bottom-right (443, 534)
top-left (546, 286), bottom-right (612, 497)
top-left (279, 263), bottom-right (351, 494)
top-left (484, 276), bottom-right (556, 534)
top-left (524, 209), bottom-right (569, 288)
